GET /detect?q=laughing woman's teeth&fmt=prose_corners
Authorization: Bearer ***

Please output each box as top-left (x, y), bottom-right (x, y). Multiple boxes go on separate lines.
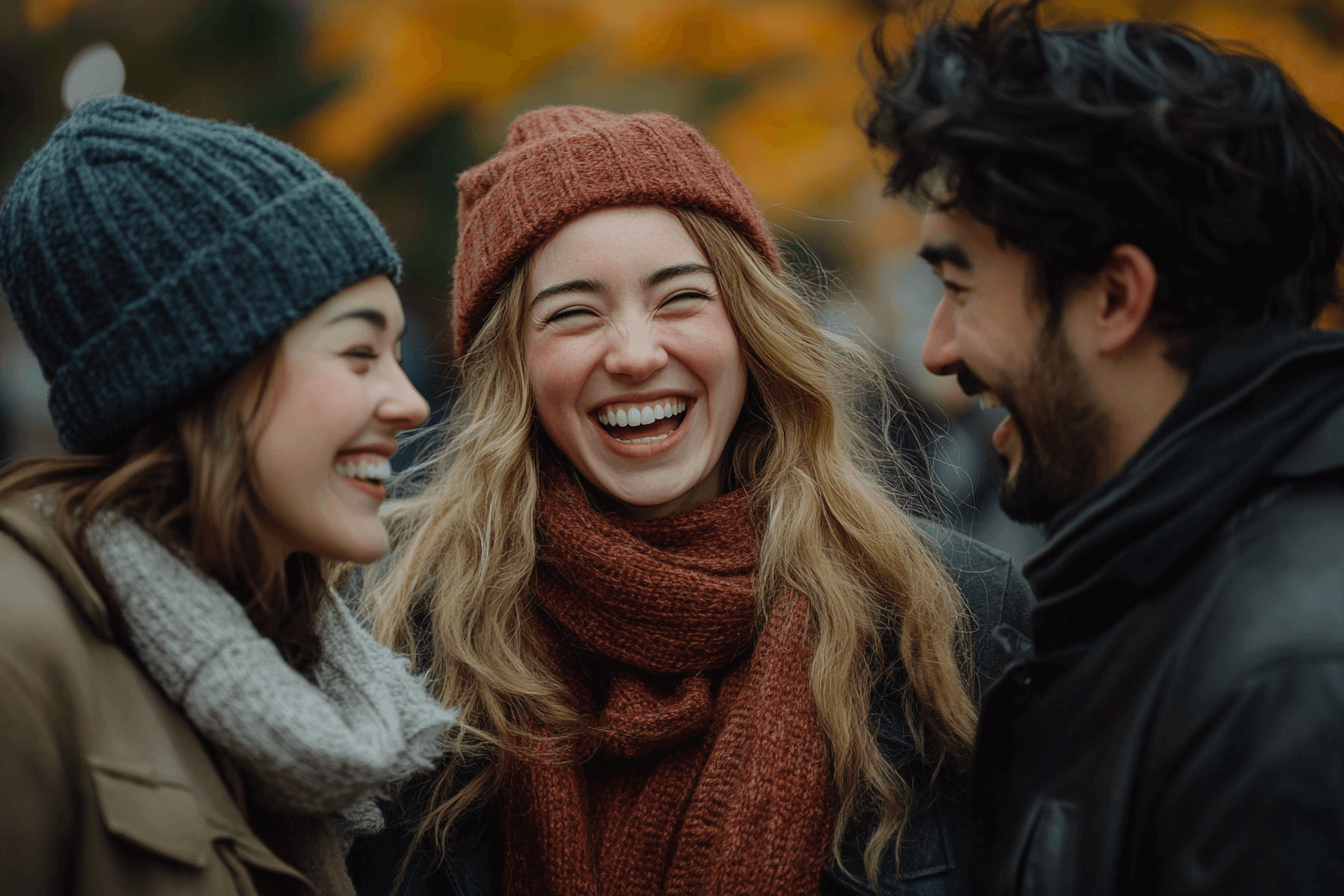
top-left (334, 458), bottom-right (393, 482)
top-left (600, 400), bottom-right (690, 427)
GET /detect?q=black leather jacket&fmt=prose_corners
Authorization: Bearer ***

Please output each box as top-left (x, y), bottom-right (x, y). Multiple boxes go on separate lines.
top-left (972, 333), bottom-right (1344, 896)
top-left (349, 524), bottom-right (1033, 896)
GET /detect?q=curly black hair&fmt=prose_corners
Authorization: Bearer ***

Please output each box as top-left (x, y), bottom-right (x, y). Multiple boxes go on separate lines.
top-left (864, 0), bottom-right (1344, 363)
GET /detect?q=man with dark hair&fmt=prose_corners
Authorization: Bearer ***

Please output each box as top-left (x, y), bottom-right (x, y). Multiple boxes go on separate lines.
top-left (865, 1), bottom-right (1344, 893)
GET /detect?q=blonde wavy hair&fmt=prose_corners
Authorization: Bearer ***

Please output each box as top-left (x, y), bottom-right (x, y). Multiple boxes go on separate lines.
top-left (367, 206), bottom-right (976, 883)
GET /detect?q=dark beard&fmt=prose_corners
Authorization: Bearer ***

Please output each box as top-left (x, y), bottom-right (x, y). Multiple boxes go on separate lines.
top-left (995, 328), bottom-right (1111, 524)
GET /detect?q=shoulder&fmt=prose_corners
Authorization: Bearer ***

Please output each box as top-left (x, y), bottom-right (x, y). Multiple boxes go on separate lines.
top-left (1159, 479), bottom-right (1344, 718)
top-left (0, 503), bottom-right (117, 763)
top-left (0, 496), bottom-right (113, 640)
top-left (913, 519), bottom-right (1032, 622)
top-left (0, 513), bottom-right (95, 820)
top-left (0, 520), bottom-right (94, 670)
top-left (0, 499), bottom-right (125, 758)
top-left (1191, 479), bottom-right (1344, 667)
top-left (913, 518), bottom-right (1035, 689)
top-left (1135, 477), bottom-right (1344, 832)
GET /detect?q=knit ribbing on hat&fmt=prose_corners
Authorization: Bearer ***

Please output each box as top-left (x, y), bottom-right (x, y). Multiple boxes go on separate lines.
top-left (0, 95), bottom-right (400, 454)
top-left (451, 106), bottom-right (781, 357)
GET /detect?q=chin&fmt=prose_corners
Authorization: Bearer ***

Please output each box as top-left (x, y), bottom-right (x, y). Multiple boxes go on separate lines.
top-left (997, 463), bottom-right (1088, 524)
top-left (311, 529), bottom-right (389, 566)
top-left (608, 468), bottom-right (702, 503)
top-left (345, 539), bottom-right (390, 565)
top-left (608, 484), bottom-right (691, 509)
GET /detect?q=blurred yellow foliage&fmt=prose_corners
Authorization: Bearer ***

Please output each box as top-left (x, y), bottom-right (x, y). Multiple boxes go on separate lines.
top-left (286, 0), bottom-right (1344, 229)
top-left (606, 1), bottom-right (866, 75)
top-left (22, 0), bottom-right (92, 32)
top-left (35, 1), bottom-right (1342, 232)
top-left (292, 0), bottom-right (891, 215)
top-left (1181, 1), bottom-right (1344, 123)
top-left (598, 1), bottom-right (882, 212)
top-left (295, 0), bottom-right (586, 171)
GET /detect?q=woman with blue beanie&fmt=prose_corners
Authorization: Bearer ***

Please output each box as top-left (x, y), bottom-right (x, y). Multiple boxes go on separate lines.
top-left (0, 95), bottom-right (457, 896)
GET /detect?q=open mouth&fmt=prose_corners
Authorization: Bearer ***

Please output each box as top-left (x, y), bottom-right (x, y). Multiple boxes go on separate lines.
top-left (333, 456), bottom-right (392, 487)
top-left (595, 398), bottom-right (689, 444)
top-left (971, 393), bottom-right (1017, 454)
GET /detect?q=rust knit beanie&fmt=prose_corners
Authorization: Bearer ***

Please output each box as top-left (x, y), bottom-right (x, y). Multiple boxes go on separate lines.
top-left (452, 105), bottom-right (781, 356)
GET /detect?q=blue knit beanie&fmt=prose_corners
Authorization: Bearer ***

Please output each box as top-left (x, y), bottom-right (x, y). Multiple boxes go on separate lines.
top-left (0, 95), bottom-right (401, 454)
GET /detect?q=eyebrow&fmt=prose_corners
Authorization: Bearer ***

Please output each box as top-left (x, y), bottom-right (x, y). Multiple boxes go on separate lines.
top-left (326, 308), bottom-right (405, 341)
top-left (645, 263), bottom-right (713, 288)
top-left (916, 242), bottom-right (972, 272)
top-left (529, 263), bottom-right (715, 306)
top-left (530, 278), bottom-right (603, 305)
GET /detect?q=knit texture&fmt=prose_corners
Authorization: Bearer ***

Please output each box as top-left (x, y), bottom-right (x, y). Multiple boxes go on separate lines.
top-left (0, 95), bottom-right (400, 453)
top-left (87, 515), bottom-right (457, 825)
top-left (499, 468), bottom-right (832, 896)
top-left (452, 105), bottom-right (781, 356)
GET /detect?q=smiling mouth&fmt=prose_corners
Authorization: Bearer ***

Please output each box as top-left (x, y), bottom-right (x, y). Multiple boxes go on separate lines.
top-left (970, 393), bottom-right (1018, 454)
top-left (333, 456), bottom-right (392, 486)
top-left (595, 398), bottom-right (689, 444)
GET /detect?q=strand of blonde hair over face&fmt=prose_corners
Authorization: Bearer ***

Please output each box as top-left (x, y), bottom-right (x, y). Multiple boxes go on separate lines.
top-left (367, 207), bottom-right (977, 885)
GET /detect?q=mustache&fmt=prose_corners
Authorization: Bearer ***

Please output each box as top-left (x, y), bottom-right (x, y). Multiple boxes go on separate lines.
top-left (956, 364), bottom-right (990, 398)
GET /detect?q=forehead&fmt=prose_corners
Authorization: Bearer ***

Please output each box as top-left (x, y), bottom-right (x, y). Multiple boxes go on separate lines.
top-left (919, 207), bottom-right (1045, 295)
top-left (284, 275), bottom-right (403, 344)
top-left (529, 205), bottom-right (707, 280)
top-left (919, 207), bottom-right (1002, 258)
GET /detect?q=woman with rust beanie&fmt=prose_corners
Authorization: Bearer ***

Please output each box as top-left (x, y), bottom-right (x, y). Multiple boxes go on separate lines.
top-left (348, 106), bottom-right (1032, 896)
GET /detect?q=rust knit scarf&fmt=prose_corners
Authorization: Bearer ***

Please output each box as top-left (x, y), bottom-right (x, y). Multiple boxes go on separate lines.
top-left (498, 470), bottom-right (832, 896)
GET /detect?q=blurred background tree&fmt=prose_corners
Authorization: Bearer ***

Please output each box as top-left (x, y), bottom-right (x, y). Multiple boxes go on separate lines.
top-left (4, 0), bottom-right (1343, 554)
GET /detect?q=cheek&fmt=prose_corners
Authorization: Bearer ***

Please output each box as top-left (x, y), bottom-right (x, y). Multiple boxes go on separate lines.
top-left (526, 345), bottom-right (581, 458)
top-left (683, 317), bottom-right (746, 405)
top-left (247, 429), bottom-right (301, 530)
top-left (709, 346), bottom-right (748, 414)
top-left (961, 312), bottom-right (1024, 379)
top-left (525, 342), bottom-right (558, 407)
top-left (526, 337), bottom-right (591, 419)
top-left (249, 369), bottom-right (356, 477)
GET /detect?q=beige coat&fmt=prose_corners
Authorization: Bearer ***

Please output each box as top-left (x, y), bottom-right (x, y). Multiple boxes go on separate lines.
top-left (0, 501), bottom-right (352, 896)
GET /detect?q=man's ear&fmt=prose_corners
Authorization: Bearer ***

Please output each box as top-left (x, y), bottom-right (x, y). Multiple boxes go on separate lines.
top-left (1092, 244), bottom-right (1158, 355)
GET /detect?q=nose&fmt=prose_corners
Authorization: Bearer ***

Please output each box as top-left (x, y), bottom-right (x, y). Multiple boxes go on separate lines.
top-left (379, 365), bottom-right (431, 432)
top-left (604, 321), bottom-right (668, 381)
top-left (921, 297), bottom-right (961, 377)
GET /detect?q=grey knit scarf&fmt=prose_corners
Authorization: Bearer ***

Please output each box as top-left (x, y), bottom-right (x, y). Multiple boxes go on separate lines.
top-left (88, 516), bottom-right (456, 840)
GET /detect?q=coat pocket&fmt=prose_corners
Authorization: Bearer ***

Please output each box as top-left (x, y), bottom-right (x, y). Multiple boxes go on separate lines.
top-left (87, 755), bottom-right (214, 868)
